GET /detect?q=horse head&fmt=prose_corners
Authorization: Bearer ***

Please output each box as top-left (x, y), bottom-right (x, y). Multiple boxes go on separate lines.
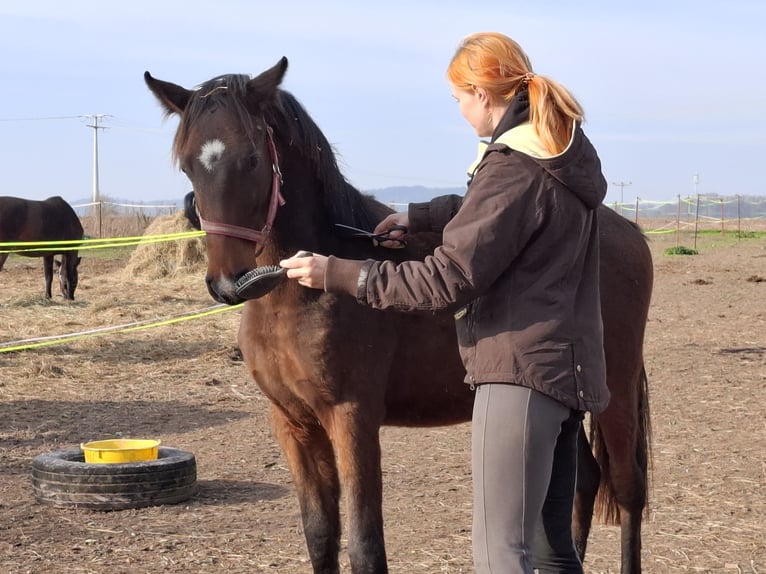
top-left (147, 58), bottom-right (402, 305)
top-left (145, 59), bottom-right (292, 304)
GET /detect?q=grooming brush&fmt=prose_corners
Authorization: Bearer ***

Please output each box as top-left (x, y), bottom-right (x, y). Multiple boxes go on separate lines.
top-left (234, 250), bottom-right (313, 300)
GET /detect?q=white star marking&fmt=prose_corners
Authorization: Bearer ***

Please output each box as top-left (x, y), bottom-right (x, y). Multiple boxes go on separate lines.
top-left (198, 139), bottom-right (226, 172)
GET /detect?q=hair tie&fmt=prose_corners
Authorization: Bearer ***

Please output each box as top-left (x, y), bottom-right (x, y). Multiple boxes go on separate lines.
top-left (522, 72), bottom-right (536, 86)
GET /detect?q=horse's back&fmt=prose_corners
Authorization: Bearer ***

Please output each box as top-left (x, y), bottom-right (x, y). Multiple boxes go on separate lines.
top-left (0, 196), bottom-right (82, 244)
top-left (40, 196), bottom-right (84, 240)
top-left (598, 206), bottom-right (653, 313)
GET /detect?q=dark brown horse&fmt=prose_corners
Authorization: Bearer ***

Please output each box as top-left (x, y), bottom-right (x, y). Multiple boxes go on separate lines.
top-left (0, 196), bottom-right (83, 300)
top-left (146, 58), bottom-right (653, 574)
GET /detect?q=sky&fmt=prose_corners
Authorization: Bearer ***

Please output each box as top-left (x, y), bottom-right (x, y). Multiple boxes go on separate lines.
top-left (1, 1), bottom-right (764, 209)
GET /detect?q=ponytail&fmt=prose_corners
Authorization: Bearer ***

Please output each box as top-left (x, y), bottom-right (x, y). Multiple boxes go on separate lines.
top-left (526, 74), bottom-right (584, 154)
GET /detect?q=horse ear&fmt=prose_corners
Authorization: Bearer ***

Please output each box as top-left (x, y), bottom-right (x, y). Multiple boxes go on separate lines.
top-left (247, 57), bottom-right (288, 107)
top-left (144, 71), bottom-right (192, 116)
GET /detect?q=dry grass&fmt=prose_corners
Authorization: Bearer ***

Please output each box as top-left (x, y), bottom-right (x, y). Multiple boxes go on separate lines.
top-left (121, 211), bottom-right (207, 279)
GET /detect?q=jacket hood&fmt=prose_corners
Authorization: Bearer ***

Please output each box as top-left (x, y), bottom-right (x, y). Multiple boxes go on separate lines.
top-left (473, 90), bottom-right (607, 210)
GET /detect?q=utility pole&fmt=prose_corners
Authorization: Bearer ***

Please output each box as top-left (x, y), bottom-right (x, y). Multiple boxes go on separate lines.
top-left (83, 114), bottom-right (109, 204)
top-left (83, 114), bottom-right (109, 237)
top-left (612, 181), bottom-right (632, 215)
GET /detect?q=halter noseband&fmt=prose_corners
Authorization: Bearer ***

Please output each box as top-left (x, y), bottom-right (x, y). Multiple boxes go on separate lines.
top-left (197, 125), bottom-right (285, 256)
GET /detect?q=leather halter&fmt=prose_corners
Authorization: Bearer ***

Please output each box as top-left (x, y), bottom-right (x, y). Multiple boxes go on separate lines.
top-left (197, 125), bottom-right (285, 256)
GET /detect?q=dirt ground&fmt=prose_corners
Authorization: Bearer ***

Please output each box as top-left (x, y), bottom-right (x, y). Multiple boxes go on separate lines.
top-left (1, 226), bottom-right (764, 573)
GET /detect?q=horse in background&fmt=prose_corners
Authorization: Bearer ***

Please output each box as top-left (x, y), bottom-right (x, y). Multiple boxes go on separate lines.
top-left (147, 59), bottom-right (653, 574)
top-left (0, 196), bottom-right (84, 300)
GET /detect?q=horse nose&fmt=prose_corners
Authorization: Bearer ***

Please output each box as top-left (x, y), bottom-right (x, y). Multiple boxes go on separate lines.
top-left (205, 276), bottom-right (225, 302)
top-left (205, 276), bottom-right (242, 305)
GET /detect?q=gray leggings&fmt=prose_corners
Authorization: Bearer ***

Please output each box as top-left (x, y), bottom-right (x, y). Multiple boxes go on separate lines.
top-left (472, 383), bottom-right (584, 574)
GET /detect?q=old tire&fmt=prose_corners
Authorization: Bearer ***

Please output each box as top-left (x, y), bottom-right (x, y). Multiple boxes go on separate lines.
top-left (31, 446), bottom-right (197, 510)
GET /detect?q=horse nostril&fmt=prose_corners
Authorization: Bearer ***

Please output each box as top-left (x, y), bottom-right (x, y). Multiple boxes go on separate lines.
top-left (205, 276), bottom-right (218, 297)
top-left (205, 276), bottom-right (234, 304)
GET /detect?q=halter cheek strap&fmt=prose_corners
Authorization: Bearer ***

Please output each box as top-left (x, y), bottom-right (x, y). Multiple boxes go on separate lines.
top-left (198, 125), bottom-right (285, 255)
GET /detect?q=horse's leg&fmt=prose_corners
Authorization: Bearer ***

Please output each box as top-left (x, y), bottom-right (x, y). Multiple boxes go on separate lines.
top-left (43, 255), bottom-right (53, 298)
top-left (329, 408), bottom-right (386, 574)
top-left (0, 253), bottom-right (8, 271)
top-left (270, 405), bottom-right (342, 574)
top-left (591, 367), bottom-right (649, 574)
top-left (573, 421), bottom-right (600, 562)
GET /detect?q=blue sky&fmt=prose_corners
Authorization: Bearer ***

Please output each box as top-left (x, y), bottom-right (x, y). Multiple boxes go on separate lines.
top-left (1, 1), bottom-right (764, 208)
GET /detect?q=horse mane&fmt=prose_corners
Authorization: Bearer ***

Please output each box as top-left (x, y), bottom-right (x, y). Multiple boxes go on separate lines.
top-left (174, 74), bottom-right (385, 233)
top-left (270, 90), bottom-right (386, 231)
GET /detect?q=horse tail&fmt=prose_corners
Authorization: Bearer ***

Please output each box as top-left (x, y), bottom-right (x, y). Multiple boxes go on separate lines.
top-left (637, 364), bottom-right (652, 513)
top-left (591, 364), bottom-right (652, 525)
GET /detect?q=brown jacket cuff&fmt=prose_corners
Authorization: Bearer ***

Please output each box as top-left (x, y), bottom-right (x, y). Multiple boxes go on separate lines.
top-left (324, 257), bottom-right (375, 303)
top-left (409, 195), bottom-right (464, 233)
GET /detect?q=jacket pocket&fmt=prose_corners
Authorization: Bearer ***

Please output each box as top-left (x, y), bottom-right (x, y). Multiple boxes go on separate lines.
top-left (519, 343), bottom-right (578, 400)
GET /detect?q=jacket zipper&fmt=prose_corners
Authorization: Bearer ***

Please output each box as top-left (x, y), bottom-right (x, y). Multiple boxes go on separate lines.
top-left (466, 302), bottom-right (477, 390)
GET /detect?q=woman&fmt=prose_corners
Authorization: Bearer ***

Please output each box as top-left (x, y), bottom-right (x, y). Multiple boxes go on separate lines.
top-left (280, 32), bottom-right (608, 574)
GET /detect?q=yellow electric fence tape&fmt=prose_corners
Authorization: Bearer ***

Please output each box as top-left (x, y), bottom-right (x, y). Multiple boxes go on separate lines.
top-left (0, 229), bottom-right (247, 353)
top-left (0, 303), bottom-right (244, 353)
top-left (0, 230), bottom-right (206, 253)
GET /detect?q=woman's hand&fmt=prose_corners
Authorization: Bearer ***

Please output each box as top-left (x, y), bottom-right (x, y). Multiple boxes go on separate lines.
top-left (280, 252), bottom-right (327, 290)
top-left (373, 212), bottom-right (410, 248)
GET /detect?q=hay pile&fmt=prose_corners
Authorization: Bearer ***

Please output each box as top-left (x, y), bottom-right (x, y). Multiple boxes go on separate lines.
top-left (122, 210), bottom-right (207, 279)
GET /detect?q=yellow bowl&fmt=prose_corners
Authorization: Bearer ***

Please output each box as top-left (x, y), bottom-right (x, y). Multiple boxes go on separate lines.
top-left (80, 439), bottom-right (161, 464)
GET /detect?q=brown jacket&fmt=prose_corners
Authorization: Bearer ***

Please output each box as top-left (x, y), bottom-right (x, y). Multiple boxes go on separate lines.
top-left (325, 103), bottom-right (609, 413)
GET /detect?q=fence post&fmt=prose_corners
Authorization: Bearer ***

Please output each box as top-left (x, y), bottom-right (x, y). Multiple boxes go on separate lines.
top-left (737, 195), bottom-right (741, 240)
top-left (693, 194), bottom-right (701, 250)
top-left (98, 201), bottom-right (103, 238)
top-left (676, 195), bottom-right (681, 247)
top-left (720, 199), bottom-right (725, 236)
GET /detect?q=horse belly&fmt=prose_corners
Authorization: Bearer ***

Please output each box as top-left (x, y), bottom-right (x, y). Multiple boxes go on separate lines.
top-left (384, 313), bottom-right (472, 427)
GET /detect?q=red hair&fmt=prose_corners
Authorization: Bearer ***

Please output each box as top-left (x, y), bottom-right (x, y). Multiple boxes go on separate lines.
top-left (447, 32), bottom-right (584, 155)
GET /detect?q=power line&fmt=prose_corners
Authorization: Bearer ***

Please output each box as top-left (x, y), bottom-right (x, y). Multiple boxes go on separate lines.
top-left (611, 181), bottom-right (632, 214)
top-left (0, 115), bottom-right (83, 122)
